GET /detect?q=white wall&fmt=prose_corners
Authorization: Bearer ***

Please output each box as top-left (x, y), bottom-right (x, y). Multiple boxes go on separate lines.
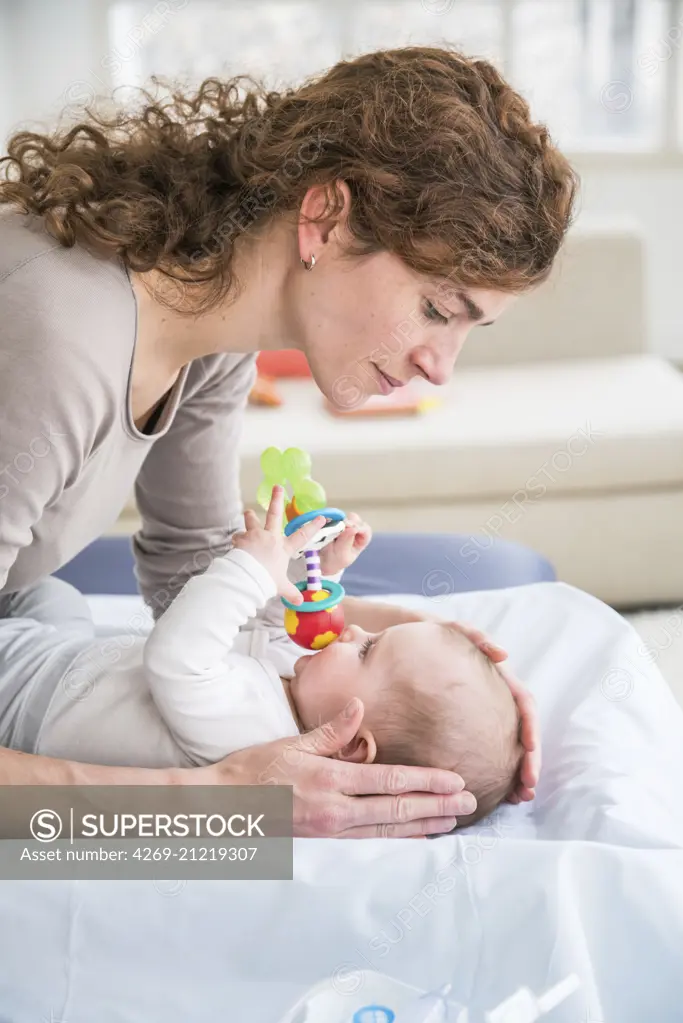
top-left (0, 0), bottom-right (111, 143)
top-left (0, 1), bottom-right (14, 148)
top-left (574, 156), bottom-right (683, 359)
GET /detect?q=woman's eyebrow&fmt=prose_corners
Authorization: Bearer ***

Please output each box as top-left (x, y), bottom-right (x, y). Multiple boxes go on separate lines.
top-left (456, 289), bottom-right (494, 326)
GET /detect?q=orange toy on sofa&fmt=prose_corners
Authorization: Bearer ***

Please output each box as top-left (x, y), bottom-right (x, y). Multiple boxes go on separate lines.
top-left (256, 350), bottom-right (312, 378)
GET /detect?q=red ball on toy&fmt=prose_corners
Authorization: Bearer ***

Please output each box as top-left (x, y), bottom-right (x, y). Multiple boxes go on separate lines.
top-left (284, 589), bottom-right (345, 650)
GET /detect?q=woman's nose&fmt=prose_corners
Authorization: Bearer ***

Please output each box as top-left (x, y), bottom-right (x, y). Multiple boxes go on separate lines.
top-left (409, 340), bottom-right (463, 386)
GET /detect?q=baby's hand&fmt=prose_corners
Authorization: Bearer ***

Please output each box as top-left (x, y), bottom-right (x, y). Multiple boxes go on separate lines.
top-left (233, 486), bottom-right (325, 605)
top-left (320, 512), bottom-right (372, 576)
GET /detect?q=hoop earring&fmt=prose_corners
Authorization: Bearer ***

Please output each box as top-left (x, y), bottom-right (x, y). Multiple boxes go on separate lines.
top-left (301, 254), bottom-right (316, 271)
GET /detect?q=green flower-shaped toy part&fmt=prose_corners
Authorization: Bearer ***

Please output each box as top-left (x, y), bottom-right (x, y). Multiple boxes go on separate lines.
top-left (256, 447), bottom-right (327, 525)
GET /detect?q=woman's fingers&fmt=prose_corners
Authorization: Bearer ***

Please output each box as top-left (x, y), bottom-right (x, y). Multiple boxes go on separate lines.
top-left (449, 620), bottom-right (508, 662)
top-left (227, 703), bottom-right (474, 838)
top-left (337, 816), bottom-right (458, 839)
top-left (518, 696), bottom-right (539, 755)
top-left (520, 747), bottom-right (541, 790)
top-left (294, 704), bottom-right (470, 807)
top-left (335, 758), bottom-right (470, 800)
top-left (491, 659), bottom-right (541, 799)
top-left (497, 661), bottom-right (540, 754)
top-left (293, 698), bottom-right (367, 758)
top-left (331, 789), bottom-right (476, 829)
top-left (496, 659), bottom-right (526, 700)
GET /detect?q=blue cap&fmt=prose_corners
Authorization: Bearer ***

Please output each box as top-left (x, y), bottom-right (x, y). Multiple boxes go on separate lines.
top-left (352, 1007), bottom-right (396, 1023)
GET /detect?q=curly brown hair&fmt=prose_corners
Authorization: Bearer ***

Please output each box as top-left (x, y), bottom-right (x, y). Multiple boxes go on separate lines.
top-left (0, 46), bottom-right (578, 314)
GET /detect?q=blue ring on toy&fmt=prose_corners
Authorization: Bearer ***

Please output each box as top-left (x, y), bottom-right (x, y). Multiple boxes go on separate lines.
top-left (284, 507), bottom-right (346, 536)
top-left (281, 579), bottom-right (345, 613)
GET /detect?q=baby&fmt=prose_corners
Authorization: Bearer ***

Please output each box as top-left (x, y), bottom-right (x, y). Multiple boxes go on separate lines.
top-left (289, 619), bottom-right (523, 824)
top-left (0, 488), bottom-right (522, 826)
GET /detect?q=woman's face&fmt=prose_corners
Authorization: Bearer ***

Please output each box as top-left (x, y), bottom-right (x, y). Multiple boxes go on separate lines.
top-left (290, 186), bottom-right (518, 409)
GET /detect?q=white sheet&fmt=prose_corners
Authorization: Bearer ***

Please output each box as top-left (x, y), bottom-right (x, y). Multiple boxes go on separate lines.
top-left (88, 581), bottom-right (683, 847)
top-left (0, 581), bottom-right (681, 1021)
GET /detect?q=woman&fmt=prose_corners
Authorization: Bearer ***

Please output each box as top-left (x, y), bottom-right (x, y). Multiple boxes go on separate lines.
top-left (0, 46), bottom-right (576, 835)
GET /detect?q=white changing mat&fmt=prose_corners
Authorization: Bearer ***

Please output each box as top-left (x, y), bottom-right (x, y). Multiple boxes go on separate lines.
top-left (0, 581), bottom-right (680, 1022)
top-left (385, 581), bottom-right (683, 848)
top-left (88, 580), bottom-right (683, 847)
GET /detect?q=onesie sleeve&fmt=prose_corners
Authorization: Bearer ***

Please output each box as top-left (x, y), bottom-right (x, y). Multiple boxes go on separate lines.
top-left (143, 547), bottom-right (298, 764)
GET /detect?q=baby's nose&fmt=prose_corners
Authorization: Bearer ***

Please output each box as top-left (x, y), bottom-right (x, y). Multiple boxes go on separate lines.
top-left (342, 624), bottom-right (366, 643)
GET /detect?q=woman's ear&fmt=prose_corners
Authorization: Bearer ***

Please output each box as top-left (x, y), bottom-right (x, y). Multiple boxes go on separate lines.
top-left (335, 726), bottom-right (377, 764)
top-left (298, 181), bottom-right (351, 257)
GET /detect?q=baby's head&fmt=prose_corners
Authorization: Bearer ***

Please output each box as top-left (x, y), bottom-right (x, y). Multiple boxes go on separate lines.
top-left (290, 621), bottom-right (523, 825)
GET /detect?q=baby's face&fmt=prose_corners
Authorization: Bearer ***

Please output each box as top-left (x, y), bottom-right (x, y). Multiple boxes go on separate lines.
top-left (290, 620), bottom-right (451, 730)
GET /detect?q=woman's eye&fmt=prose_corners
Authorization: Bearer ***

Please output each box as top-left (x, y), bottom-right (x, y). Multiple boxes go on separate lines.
top-left (423, 300), bottom-right (449, 325)
top-left (359, 638), bottom-right (373, 661)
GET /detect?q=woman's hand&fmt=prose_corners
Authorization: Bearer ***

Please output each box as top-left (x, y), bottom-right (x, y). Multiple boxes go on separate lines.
top-left (444, 620), bottom-right (508, 663)
top-left (200, 698), bottom-right (477, 837)
top-left (320, 512), bottom-right (372, 576)
top-left (447, 620), bottom-right (540, 802)
top-left (232, 486), bottom-right (324, 604)
top-left (495, 660), bottom-right (541, 803)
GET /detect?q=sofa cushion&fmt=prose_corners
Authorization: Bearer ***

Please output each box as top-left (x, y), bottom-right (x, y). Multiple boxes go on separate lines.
top-left (239, 355), bottom-right (683, 507)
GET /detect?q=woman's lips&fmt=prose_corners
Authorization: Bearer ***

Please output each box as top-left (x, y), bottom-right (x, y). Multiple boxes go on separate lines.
top-left (373, 364), bottom-right (405, 395)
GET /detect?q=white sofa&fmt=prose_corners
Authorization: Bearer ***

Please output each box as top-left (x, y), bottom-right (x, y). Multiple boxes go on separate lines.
top-left (235, 224), bottom-right (683, 609)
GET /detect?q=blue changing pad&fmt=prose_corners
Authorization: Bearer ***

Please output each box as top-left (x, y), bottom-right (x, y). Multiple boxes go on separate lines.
top-left (54, 533), bottom-right (555, 597)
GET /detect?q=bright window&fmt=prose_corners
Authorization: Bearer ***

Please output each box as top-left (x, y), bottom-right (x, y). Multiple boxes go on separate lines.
top-left (107, 0), bottom-right (683, 153)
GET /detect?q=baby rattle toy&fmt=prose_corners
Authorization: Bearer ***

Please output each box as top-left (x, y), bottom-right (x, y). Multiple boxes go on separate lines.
top-left (256, 446), bottom-right (346, 651)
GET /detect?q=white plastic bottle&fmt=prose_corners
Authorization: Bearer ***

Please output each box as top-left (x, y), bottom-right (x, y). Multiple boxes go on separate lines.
top-left (485, 974), bottom-right (581, 1023)
top-left (389, 984), bottom-right (460, 1023)
top-left (276, 970), bottom-right (581, 1023)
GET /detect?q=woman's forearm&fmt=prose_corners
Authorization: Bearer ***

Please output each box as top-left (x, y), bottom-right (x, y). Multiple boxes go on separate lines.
top-left (342, 595), bottom-right (440, 632)
top-left (0, 746), bottom-right (187, 785)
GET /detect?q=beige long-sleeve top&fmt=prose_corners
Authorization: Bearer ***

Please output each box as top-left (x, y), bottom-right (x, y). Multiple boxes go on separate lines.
top-left (0, 207), bottom-right (255, 615)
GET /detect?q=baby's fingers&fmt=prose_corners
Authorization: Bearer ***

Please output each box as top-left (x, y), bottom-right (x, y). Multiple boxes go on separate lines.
top-left (352, 522), bottom-right (372, 549)
top-left (336, 525), bottom-right (357, 549)
top-left (282, 581), bottom-right (304, 606)
top-left (243, 509), bottom-right (261, 531)
top-left (264, 485), bottom-right (286, 532)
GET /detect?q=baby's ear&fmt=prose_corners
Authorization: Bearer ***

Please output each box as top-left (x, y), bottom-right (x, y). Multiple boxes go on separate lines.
top-left (335, 728), bottom-right (377, 764)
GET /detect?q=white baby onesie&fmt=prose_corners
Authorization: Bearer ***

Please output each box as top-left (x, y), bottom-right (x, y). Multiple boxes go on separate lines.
top-left (36, 549), bottom-right (326, 769)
